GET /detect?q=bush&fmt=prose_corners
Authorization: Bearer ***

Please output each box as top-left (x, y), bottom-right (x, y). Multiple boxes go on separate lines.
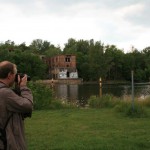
top-left (28, 82), bottom-right (53, 110)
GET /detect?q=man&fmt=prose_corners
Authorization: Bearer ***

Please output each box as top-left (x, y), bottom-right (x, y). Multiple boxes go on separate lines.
top-left (0, 61), bottom-right (33, 150)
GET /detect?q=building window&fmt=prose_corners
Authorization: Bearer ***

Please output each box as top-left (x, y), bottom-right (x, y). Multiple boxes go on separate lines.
top-left (65, 57), bottom-right (70, 62)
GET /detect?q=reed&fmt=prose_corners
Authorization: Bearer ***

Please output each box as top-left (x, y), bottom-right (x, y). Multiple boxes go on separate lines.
top-left (88, 94), bottom-right (120, 108)
top-left (88, 94), bottom-right (148, 118)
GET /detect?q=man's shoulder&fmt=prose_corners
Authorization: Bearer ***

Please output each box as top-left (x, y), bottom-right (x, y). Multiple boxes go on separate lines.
top-left (0, 85), bottom-right (13, 94)
top-left (0, 82), bottom-right (8, 89)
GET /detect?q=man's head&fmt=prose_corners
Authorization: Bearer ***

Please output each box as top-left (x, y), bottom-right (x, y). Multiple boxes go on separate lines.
top-left (0, 61), bottom-right (17, 87)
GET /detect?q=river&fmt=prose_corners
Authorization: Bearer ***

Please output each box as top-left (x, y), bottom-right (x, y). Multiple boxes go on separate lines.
top-left (53, 83), bottom-right (150, 104)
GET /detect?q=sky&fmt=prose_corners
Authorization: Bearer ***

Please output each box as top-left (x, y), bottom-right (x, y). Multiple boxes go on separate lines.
top-left (0, 0), bottom-right (150, 52)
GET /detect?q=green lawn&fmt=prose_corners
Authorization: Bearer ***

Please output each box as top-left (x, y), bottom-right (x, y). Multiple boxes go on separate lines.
top-left (25, 108), bottom-right (150, 150)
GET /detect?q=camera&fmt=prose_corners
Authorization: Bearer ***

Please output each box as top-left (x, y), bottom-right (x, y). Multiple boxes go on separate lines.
top-left (15, 73), bottom-right (31, 82)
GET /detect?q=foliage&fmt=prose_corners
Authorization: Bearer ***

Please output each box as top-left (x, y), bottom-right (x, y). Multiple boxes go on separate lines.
top-left (14, 52), bottom-right (47, 80)
top-left (63, 38), bottom-right (150, 81)
top-left (30, 39), bottom-right (62, 56)
top-left (0, 39), bottom-right (150, 81)
top-left (28, 82), bottom-right (53, 110)
top-left (0, 49), bottom-right (47, 80)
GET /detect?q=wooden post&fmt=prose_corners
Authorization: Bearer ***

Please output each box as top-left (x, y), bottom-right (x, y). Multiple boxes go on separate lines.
top-left (99, 77), bottom-right (102, 97)
top-left (51, 78), bottom-right (54, 88)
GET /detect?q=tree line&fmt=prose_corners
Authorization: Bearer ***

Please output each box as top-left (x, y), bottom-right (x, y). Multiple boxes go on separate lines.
top-left (0, 39), bottom-right (150, 82)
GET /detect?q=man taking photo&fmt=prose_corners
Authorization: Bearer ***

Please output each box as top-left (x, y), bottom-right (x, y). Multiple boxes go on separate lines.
top-left (0, 61), bottom-right (33, 150)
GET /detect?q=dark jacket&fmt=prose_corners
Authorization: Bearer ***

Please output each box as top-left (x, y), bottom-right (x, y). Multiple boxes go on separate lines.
top-left (0, 82), bottom-right (33, 150)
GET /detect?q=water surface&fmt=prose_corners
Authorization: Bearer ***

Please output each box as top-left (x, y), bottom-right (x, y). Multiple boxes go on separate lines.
top-left (53, 83), bottom-right (150, 103)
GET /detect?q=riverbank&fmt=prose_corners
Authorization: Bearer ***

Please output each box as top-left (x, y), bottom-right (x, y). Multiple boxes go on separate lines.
top-left (37, 78), bottom-right (83, 85)
top-left (26, 108), bottom-right (150, 150)
top-left (37, 79), bottom-right (150, 85)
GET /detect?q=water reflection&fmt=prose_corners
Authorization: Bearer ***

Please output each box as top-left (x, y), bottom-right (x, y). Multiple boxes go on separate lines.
top-left (54, 83), bottom-right (150, 103)
top-left (55, 84), bottom-right (78, 101)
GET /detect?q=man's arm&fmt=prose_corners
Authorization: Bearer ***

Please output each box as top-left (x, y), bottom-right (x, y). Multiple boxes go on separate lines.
top-left (6, 87), bottom-right (33, 113)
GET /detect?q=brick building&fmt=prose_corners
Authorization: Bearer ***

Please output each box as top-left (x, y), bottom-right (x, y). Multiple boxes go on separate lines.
top-left (42, 55), bottom-right (78, 79)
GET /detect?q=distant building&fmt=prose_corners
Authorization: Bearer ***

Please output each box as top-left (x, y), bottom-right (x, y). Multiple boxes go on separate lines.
top-left (42, 55), bottom-right (78, 79)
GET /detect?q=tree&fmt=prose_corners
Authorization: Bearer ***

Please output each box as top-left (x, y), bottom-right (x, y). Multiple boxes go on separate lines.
top-left (30, 39), bottom-right (62, 56)
top-left (63, 38), bottom-right (77, 54)
top-left (88, 40), bottom-right (105, 80)
top-left (44, 44), bottom-right (62, 57)
top-left (104, 45), bottom-right (124, 80)
top-left (12, 51), bottom-right (47, 80)
top-left (142, 47), bottom-right (150, 81)
top-left (0, 40), bottom-right (16, 52)
top-left (17, 42), bottom-right (30, 52)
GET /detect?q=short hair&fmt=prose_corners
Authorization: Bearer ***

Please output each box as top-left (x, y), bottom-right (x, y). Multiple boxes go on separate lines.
top-left (0, 61), bottom-right (17, 79)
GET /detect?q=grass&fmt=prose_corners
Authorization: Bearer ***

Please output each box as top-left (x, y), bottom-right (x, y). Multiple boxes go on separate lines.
top-left (25, 108), bottom-right (150, 150)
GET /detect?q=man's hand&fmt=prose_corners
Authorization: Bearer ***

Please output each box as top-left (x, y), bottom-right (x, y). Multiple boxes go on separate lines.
top-left (19, 74), bottom-right (27, 86)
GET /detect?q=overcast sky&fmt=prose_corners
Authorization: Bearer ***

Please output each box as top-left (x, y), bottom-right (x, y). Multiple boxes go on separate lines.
top-left (0, 0), bottom-right (150, 52)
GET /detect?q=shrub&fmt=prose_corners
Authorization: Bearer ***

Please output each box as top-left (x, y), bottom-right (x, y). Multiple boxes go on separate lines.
top-left (28, 81), bottom-right (53, 110)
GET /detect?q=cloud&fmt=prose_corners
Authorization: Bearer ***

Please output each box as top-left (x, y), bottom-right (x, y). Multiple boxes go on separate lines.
top-left (0, 0), bottom-right (149, 52)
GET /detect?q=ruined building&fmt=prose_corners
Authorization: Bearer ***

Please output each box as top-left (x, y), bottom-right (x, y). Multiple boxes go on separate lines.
top-left (42, 55), bottom-right (78, 79)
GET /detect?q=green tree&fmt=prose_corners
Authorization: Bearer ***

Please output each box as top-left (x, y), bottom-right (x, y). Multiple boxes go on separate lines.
top-left (104, 45), bottom-right (124, 80)
top-left (44, 44), bottom-right (62, 57)
top-left (88, 40), bottom-right (105, 80)
top-left (122, 49), bottom-right (146, 82)
top-left (12, 51), bottom-right (47, 80)
top-left (0, 40), bottom-right (16, 52)
top-left (142, 47), bottom-right (150, 81)
top-left (30, 39), bottom-right (62, 56)
top-left (17, 42), bottom-right (30, 52)
top-left (63, 38), bottom-right (77, 54)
